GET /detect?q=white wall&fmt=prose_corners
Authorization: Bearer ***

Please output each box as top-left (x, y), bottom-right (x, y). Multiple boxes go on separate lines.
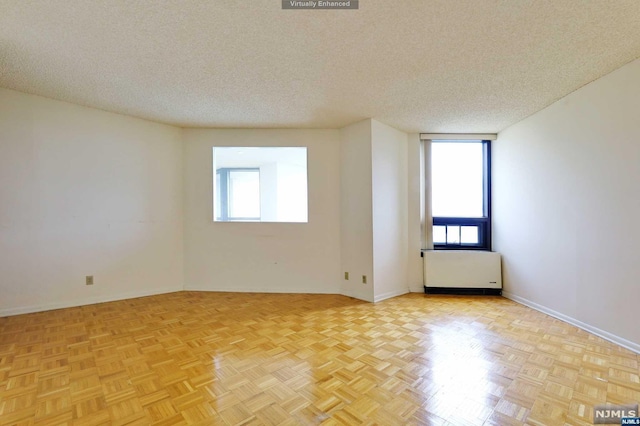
top-left (0, 94), bottom-right (414, 313)
top-left (407, 134), bottom-right (424, 292)
top-left (276, 162), bottom-right (308, 222)
top-left (0, 88), bottom-right (184, 316)
top-left (183, 129), bottom-right (341, 294)
top-left (339, 120), bottom-right (374, 302)
top-left (259, 162), bottom-right (279, 221)
top-left (339, 119), bottom-right (412, 302)
top-left (494, 58), bottom-right (640, 350)
top-left (371, 120), bottom-right (409, 301)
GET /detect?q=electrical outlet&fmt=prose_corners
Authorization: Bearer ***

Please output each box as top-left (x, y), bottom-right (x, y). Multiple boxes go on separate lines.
top-left (344, 272), bottom-right (349, 280)
top-left (86, 275), bottom-right (94, 286)
top-left (362, 275), bottom-right (367, 284)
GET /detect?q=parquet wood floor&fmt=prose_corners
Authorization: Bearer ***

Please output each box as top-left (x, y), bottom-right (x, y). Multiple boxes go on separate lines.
top-left (1, 292), bottom-right (638, 425)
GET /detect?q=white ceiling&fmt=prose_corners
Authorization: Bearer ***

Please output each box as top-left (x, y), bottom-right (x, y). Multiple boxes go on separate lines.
top-left (1, 1), bottom-right (639, 133)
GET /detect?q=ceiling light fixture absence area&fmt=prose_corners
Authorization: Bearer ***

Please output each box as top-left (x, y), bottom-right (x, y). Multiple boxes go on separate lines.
top-left (0, 1), bottom-right (639, 132)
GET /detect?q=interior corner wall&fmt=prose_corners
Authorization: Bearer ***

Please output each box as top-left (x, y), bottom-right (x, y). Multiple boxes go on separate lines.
top-left (183, 128), bottom-right (341, 295)
top-left (371, 120), bottom-right (410, 302)
top-left (339, 120), bottom-right (375, 302)
top-left (407, 133), bottom-right (424, 293)
top-left (493, 58), bottom-right (640, 350)
top-left (0, 88), bottom-right (184, 316)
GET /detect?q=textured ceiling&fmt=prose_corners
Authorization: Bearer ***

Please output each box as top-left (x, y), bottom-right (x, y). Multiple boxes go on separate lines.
top-left (1, 1), bottom-right (640, 133)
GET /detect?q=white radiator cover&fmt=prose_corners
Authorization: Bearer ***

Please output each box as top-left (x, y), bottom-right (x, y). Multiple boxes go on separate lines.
top-left (424, 250), bottom-right (502, 289)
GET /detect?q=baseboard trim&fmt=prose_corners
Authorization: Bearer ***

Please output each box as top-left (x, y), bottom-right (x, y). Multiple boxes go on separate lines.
top-left (0, 287), bottom-right (182, 317)
top-left (340, 288), bottom-right (373, 302)
top-left (373, 288), bottom-right (410, 303)
top-left (184, 285), bottom-right (339, 295)
top-left (184, 284), bottom-right (413, 303)
top-left (502, 291), bottom-right (640, 355)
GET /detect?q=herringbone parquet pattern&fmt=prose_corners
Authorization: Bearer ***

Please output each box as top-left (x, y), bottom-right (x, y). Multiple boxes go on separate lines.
top-left (0, 292), bottom-right (638, 425)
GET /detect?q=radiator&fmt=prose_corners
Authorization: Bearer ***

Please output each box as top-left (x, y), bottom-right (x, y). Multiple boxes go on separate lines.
top-left (423, 250), bottom-right (502, 289)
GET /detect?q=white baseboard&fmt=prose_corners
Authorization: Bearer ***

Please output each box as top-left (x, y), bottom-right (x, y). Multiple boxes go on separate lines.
top-left (502, 291), bottom-right (640, 355)
top-left (184, 284), bottom-right (340, 295)
top-left (183, 285), bottom-right (409, 303)
top-left (374, 288), bottom-right (410, 303)
top-left (0, 287), bottom-right (182, 317)
top-left (340, 287), bottom-right (373, 303)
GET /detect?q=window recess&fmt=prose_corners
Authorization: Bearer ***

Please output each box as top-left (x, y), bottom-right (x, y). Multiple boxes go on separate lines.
top-left (213, 147), bottom-right (308, 223)
top-left (422, 134), bottom-right (495, 251)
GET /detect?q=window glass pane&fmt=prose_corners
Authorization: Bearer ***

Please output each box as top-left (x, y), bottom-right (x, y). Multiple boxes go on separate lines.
top-left (433, 225), bottom-right (446, 244)
top-left (460, 226), bottom-right (479, 244)
top-left (229, 170), bottom-right (260, 219)
top-left (431, 142), bottom-right (483, 217)
top-left (446, 225), bottom-right (460, 244)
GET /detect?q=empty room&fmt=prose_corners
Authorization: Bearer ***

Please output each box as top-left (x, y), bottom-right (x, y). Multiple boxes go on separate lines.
top-left (1, 1), bottom-right (640, 425)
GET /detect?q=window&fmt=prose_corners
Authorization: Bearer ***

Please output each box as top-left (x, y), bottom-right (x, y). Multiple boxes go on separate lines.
top-left (215, 168), bottom-right (261, 221)
top-left (213, 147), bottom-right (308, 222)
top-left (431, 140), bottom-right (491, 250)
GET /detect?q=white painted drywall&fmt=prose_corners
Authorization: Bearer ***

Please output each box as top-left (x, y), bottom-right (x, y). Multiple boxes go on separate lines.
top-left (371, 120), bottom-right (409, 301)
top-left (259, 162), bottom-right (279, 221)
top-left (407, 134), bottom-right (424, 292)
top-left (0, 93), bottom-right (429, 313)
top-left (183, 128), bottom-right (341, 294)
top-left (339, 120), bottom-right (375, 302)
top-left (494, 58), bottom-right (640, 347)
top-left (0, 88), bottom-right (184, 316)
top-left (276, 162), bottom-right (308, 222)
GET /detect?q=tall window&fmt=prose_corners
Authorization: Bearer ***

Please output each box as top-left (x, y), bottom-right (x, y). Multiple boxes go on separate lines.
top-left (431, 140), bottom-right (491, 250)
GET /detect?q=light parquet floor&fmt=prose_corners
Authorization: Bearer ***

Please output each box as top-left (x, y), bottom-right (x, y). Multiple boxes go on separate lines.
top-left (0, 292), bottom-right (639, 425)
